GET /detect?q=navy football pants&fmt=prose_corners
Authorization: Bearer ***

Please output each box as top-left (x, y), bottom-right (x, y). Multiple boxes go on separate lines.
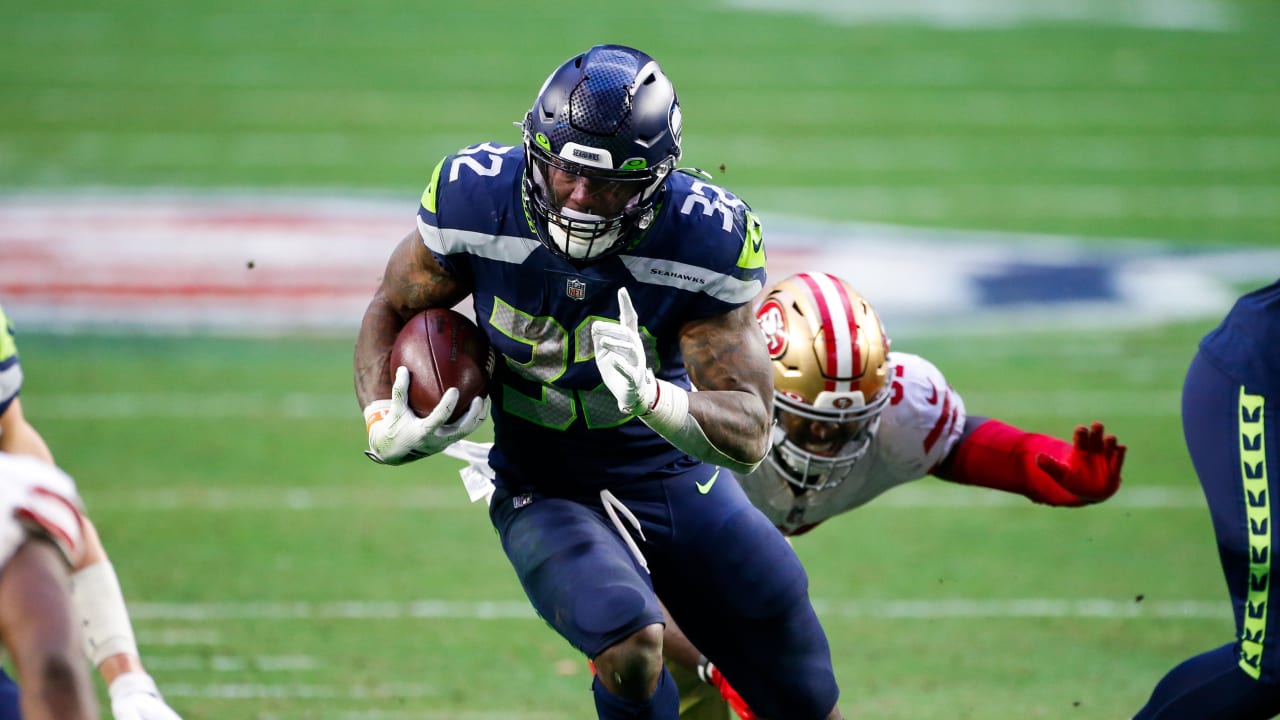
top-left (0, 668), bottom-right (20, 720)
top-left (1134, 351), bottom-right (1280, 719)
top-left (489, 463), bottom-right (840, 720)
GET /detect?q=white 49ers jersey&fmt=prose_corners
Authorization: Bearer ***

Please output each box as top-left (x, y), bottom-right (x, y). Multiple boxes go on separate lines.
top-left (0, 452), bottom-right (85, 570)
top-left (738, 352), bottom-right (966, 535)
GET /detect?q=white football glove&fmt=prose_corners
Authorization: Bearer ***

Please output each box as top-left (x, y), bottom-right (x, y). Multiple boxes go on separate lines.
top-left (364, 365), bottom-right (490, 465)
top-left (591, 287), bottom-right (658, 416)
top-left (588, 287), bottom-right (758, 474)
top-left (109, 672), bottom-right (183, 720)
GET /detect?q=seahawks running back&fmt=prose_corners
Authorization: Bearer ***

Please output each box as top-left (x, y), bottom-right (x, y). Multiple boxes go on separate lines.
top-left (355, 45), bottom-right (845, 720)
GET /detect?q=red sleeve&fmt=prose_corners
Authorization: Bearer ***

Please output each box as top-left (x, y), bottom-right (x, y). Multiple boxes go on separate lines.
top-left (933, 418), bottom-right (1086, 507)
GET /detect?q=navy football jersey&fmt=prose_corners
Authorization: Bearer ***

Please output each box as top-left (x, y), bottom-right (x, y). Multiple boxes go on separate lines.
top-left (416, 142), bottom-right (767, 493)
top-left (1199, 278), bottom-right (1280, 397)
top-left (0, 305), bottom-right (23, 417)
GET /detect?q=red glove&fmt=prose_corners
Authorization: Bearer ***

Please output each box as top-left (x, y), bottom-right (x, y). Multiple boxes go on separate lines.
top-left (937, 418), bottom-right (1125, 507)
top-left (1035, 422), bottom-right (1125, 503)
top-left (699, 656), bottom-right (757, 720)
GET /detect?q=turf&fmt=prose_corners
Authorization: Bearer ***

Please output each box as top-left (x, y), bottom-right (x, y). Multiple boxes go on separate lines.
top-left (10, 318), bottom-right (1230, 718)
top-left (2, 0), bottom-right (1278, 244)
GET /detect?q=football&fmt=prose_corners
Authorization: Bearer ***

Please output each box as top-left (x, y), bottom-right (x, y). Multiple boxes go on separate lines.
top-left (390, 308), bottom-right (493, 421)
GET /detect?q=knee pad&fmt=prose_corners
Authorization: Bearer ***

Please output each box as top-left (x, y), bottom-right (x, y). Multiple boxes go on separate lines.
top-left (569, 583), bottom-right (663, 658)
top-left (705, 508), bottom-right (810, 619)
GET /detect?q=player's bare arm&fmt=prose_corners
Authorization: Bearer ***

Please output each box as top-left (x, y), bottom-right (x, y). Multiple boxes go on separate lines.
top-left (354, 231), bottom-right (471, 407)
top-left (0, 540), bottom-right (96, 720)
top-left (679, 303), bottom-right (774, 466)
top-left (357, 232), bottom-right (490, 466)
top-left (0, 398), bottom-right (54, 462)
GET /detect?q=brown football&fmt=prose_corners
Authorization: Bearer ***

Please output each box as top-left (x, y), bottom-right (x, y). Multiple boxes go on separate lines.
top-left (390, 308), bottom-right (493, 421)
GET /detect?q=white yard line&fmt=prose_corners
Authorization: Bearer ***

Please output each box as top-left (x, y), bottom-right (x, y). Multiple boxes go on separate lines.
top-left (128, 597), bottom-right (1224, 622)
top-left (158, 682), bottom-right (440, 699)
top-left (79, 483), bottom-right (1203, 511)
top-left (34, 389), bottom-right (1187, 420)
top-left (723, 0), bottom-right (1235, 31)
top-left (142, 655), bottom-right (320, 671)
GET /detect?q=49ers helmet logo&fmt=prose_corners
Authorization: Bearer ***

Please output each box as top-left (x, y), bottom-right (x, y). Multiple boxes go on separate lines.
top-left (756, 298), bottom-right (788, 358)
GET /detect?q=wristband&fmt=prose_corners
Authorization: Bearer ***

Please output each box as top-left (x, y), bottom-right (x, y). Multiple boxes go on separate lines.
top-left (364, 400), bottom-right (392, 433)
top-left (639, 380), bottom-right (763, 475)
top-left (71, 561), bottom-right (139, 667)
top-left (640, 378), bottom-right (688, 433)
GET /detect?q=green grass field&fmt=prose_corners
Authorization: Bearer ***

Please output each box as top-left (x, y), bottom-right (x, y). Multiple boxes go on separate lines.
top-left (12, 319), bottom-right (1230, 718)
top-left (3, 0), bottom-right (1279, 717)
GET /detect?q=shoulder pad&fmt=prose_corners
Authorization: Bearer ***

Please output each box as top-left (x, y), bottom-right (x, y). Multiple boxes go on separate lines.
top-left (16, 485), bottom-right (86, 568)
top-left (0, 454), bottom-right (85, 568)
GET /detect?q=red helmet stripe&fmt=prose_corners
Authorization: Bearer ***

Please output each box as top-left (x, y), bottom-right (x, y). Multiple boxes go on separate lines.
top-left (797, 272), bottom-right (857, 392)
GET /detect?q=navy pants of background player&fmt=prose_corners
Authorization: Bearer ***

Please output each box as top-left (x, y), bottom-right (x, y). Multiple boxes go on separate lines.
top-left (0, 668), bottom-right (19, 720)
top-left (1134, 351), bottom-right (1280, 719)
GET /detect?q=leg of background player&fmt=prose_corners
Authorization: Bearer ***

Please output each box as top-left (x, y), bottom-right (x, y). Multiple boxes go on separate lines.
top-left (1133, 352), bottom-right (1280, 719)
top-left (669, 661), bottom-right (729, 720)
top-left (0, 668), bottom-right (19, 720)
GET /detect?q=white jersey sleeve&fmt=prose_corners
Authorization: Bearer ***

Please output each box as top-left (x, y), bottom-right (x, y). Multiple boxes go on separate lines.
top-left (875, 352), bottom-right (967, 478)
top-left (737, 352), bottom-right (966, 535)
top-left (0, 453), bottom-right (86, 569)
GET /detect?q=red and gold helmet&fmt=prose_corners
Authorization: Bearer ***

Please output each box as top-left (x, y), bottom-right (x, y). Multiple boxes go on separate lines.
top-left (755, 272), bottom-right (891, 489)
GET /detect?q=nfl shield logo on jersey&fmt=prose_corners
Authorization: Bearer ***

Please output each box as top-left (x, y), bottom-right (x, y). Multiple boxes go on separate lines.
top-left (566, 277), bottom-right (587, 300)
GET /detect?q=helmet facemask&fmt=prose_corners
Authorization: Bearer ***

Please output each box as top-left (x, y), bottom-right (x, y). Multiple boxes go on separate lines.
top-left (769, 388), bottom-right (890, 492)
top-left (519, 45), bottom-right (682, 264)
top-left (522, 137), bottom-right (671, 261)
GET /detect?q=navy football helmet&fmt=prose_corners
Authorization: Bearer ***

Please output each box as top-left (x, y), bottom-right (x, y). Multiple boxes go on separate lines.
top-left (521, 45), bottom-right (683, 262)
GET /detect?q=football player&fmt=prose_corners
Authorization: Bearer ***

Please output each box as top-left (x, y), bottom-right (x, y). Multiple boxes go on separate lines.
top-left (1133, 278), bottom-right (1280, 719)
top-left (669, 270), bottom-right (1125, 717)
top-left (0, 451), bottom-right (96, 720)
top-left (356, 45), bottom-right (845, 719)
top-left (0, 305), bottom-right (184, 720)
top-left (449, 270), bottom-right (1126, 719)
top-left (734, 271), bottom-right (1124, 534)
